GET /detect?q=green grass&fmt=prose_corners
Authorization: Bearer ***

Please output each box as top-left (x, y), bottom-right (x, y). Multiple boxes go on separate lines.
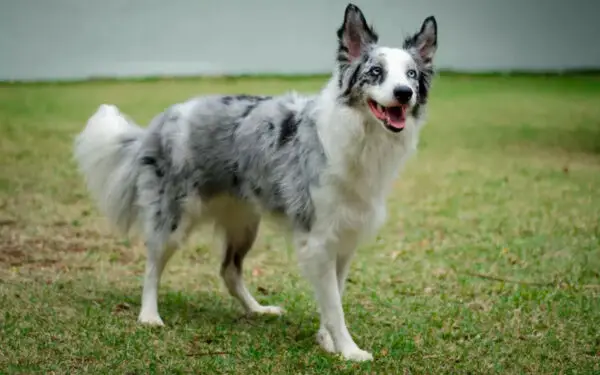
top-left (1, 74), bottom-right (599, 374)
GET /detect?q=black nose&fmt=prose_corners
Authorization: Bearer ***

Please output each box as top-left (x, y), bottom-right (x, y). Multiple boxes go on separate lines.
top-left (393, 86), bottom-right (413, 104)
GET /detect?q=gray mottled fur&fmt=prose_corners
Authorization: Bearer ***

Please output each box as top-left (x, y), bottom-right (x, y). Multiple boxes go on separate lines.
top-left (136, 92), bottom-right (325, 235)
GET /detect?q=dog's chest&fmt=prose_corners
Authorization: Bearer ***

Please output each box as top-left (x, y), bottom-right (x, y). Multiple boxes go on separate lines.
top-left (336, 129), bottom-right (410, 196)
top-left (313, 133), bottom-right (410, 238)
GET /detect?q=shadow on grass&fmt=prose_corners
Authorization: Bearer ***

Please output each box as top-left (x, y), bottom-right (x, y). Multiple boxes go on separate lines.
top-left (66, 284), bottom-right (324, 348)
top-left (2, 279), bottom-right (361, 373)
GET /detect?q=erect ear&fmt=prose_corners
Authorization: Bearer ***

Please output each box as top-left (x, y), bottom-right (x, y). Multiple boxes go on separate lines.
top-left (336, 4), bottom-right (378, 63)
top-left (404, 16), bottom-right (438, 67)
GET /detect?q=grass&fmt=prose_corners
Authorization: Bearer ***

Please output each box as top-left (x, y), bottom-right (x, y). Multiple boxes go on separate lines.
top-left (0, 74), bottom-right (599, 374)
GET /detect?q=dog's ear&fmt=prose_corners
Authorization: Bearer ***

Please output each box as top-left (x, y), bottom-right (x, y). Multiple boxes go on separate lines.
top-left (337, 4), bottom-right (378, 63)
top-left (404, 16), bottom-right (438, 67)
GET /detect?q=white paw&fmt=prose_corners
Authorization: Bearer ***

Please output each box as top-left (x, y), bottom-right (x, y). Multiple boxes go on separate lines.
top-left (341, 347), bottom-right (373, 362)
top-left (138, 312), bottom-right (164, 326)
top-left (251, 305), bottom-right (285, 316)
top-left (316, 328), bottom-right (336, 353)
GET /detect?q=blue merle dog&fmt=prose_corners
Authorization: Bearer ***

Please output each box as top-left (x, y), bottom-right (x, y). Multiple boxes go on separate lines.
top-left (74, 3), bottom-right (438, 361)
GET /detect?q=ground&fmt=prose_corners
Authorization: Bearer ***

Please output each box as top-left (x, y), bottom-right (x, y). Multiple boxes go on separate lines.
top-left (0, 74), bottom-right (599, 374)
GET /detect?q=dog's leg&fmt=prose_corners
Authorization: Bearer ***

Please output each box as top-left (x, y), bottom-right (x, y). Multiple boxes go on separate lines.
top-left (337, 253), bottom-right (355, 295)
top-left (138, 208), bottom-right (193, 326)
top-left (138, 235), bottom-right (176, 326)
top-left (296, 235), bottom-right (372, 362)
top-left (219, 215), bottom-right (283, 316)
top-left (336, 234), bottom-right (360, 296)
top-left (317, 236), bottom-right (360, 355)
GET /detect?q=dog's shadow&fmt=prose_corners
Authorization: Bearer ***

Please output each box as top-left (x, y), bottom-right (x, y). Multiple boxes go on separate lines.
top-left (73, 286), bottom-right (322, 348)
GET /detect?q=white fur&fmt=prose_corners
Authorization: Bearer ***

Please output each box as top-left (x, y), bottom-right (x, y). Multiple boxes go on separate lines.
top-left (73, 104), bottom-right (144, 232)
top-left (290, 70), bottom-right (422, 360)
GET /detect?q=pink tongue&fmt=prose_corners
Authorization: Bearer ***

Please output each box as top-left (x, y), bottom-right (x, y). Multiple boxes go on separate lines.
top-left (385, 108), bottom-right (405, 129)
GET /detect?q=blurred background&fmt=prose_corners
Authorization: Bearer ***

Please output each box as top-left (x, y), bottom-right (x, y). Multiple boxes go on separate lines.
top-left (1, 0), bottom-right (600, 81)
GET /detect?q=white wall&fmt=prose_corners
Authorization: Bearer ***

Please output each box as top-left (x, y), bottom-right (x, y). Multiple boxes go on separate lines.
top-left (1, 0), bottom-right (599, 81)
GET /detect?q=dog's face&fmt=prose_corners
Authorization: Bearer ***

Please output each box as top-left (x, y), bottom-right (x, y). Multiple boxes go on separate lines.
top-left (336, 4), bottom-right (438, 133)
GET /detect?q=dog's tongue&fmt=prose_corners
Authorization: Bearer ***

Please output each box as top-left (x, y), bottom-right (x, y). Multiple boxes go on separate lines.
top-left (385, 106), bottom-right (405, 129)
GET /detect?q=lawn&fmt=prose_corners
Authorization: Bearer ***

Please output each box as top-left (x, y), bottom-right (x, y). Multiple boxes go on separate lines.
top-left (0, 74), bottom-right (599, 374)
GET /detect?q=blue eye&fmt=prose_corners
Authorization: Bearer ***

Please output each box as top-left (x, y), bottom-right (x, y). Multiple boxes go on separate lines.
top-left (369, 66), bottom-right (382, 76)
top-left (407, 69), bottom-right (418, 79)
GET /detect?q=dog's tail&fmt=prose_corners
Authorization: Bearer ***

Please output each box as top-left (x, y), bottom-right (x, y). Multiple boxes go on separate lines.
top-left (73, 104), bottom-right (145, 235)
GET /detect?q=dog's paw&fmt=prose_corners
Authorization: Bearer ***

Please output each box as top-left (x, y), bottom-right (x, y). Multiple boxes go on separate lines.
top-left (340, 347), bottom-right (373, 362)
top-left (251, 305), bottom-right (285, 316)
top-left (316, 328), bottom-right (336, 353)
top-left (137, 313), bottom-right (165, 326)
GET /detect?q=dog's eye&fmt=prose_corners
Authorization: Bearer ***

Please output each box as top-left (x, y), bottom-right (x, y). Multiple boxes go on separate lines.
top-left (407, 69), bottom-right (418, 79)
top-left (369, 66), bottom-right (382, 76)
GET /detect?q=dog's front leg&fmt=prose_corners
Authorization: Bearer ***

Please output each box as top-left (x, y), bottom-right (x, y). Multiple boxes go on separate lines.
top-left (295, 235), bottom-right (372, 362)
top-left (315, 234), bottom-right (360, 355)
top-left (335, 233), bottom-right (360, 297)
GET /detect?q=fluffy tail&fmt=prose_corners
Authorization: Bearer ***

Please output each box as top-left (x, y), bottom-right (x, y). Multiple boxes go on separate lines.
top-left (74, 104), bottom-right (145, 234)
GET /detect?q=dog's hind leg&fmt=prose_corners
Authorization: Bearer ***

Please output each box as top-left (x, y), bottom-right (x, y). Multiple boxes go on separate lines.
top-left (138, 235), bottom-right (176, 326)
top-left (138, 210), bottom-right (192, 326)
top-left (217, 208), bottom-right (283, 316)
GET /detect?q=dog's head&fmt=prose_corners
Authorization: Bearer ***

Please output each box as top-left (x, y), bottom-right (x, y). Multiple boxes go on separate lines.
top-left (336, 4), bottom-right (438, 133)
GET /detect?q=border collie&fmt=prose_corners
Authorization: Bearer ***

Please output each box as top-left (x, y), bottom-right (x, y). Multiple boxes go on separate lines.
top-left (74, 3), bottom-right (438, 361)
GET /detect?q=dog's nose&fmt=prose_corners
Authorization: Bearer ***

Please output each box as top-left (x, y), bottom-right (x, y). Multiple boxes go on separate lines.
top-left (393, 86), bottom-right (413, 104)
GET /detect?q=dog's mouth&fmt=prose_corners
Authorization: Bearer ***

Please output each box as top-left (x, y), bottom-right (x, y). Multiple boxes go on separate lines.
top-left (367, 99), bottom-right (407, 133)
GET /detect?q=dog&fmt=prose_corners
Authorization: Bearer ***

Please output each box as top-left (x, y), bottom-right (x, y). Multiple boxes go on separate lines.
top-left (73, 3), bottom-right (438, 361)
